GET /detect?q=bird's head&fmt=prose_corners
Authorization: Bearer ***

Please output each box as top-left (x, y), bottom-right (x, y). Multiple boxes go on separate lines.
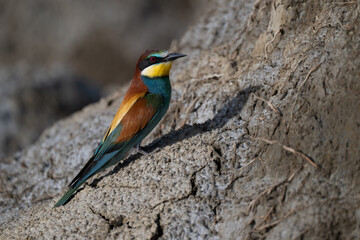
top-left (137, 50), bottom-right (186, 78)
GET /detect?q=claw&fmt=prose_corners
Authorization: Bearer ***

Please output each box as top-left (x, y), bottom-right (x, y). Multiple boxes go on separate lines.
top-left (135, 145), bottom-right (148, 156)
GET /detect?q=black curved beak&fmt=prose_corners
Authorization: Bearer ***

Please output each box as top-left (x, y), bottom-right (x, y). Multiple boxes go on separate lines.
top-left (164, 52), bottom-right (187, 62)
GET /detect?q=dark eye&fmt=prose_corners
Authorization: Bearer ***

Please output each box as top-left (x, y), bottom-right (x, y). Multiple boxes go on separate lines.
top-left (149, 56), bottom-right (155, 62)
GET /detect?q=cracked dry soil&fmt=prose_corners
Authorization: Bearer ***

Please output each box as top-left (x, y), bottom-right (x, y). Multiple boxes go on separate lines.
top-left (1, 0), bottom-right (360, 239)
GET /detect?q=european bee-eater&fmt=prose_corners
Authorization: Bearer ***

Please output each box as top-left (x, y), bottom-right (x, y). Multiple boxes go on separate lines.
top-left (54, 50), bottom-right (186, 207)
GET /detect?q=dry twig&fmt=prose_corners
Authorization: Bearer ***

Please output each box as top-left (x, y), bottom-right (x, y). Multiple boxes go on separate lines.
top-left (255, 207), bottom-right (297, 231)
top-left (226, 157), bottom-right (260, 190)
top-left (248, 180), bottom-right (287, 212)
top-left (247, 164), bottom-right (304, 215)
top-left (177, 95), bottom-right (200, 129)
top-left (251, 93), bottom-right (279, 114)
top-left (279, 55), bottom-right (308, 92)
top-left (252, 206), bottom-right (275, 231)
top-left (334, 1), bottom-right (357, 6)
top-left (252, 137), bottom-right (318, 168)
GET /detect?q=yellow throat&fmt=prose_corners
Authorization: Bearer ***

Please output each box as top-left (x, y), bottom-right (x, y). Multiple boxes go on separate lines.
top-left (141, 62), bottom-right (172, 78)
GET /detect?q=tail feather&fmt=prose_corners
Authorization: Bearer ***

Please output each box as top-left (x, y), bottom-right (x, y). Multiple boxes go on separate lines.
top-left (54, 166), bottom-right (102, 207)
top-left (54, 181), bottom-right (84, 207)
top-left (68, 155), bottom-right (96, 188)
top-left (54, 169), bottom-right (100, 208)
top-left (54, 151), bottom-right (121, 207)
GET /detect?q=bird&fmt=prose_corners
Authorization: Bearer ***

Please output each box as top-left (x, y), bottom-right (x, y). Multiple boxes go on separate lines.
top-left (54, 49), bottom-right (186, 207)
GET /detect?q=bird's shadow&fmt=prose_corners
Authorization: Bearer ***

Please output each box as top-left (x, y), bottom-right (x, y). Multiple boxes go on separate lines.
top-left (88, 86), bottom-right (259, 188)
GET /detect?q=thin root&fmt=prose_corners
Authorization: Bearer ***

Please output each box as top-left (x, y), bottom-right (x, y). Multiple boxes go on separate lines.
top-left (264, 30), bottom-right (282, 57)
top-left (291, 62), bottom-right (322, 119)
top-left (298, 63), bottom-right (322, 92)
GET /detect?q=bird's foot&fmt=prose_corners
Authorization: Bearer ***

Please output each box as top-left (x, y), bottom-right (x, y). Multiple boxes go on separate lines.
top-left (135, 145), bottom-right (148, 156)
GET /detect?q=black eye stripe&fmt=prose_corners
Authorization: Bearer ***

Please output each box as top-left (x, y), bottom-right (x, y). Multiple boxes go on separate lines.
top-left (139, 57), bottom-right (164, 71)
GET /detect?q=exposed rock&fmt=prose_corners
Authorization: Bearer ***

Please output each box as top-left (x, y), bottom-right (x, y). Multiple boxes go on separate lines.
top-left (1, 0), bottom-right (360, 239)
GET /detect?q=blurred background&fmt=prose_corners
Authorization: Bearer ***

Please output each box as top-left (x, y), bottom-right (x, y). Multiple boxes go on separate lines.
top-left (0, 0), bottom-right (205, 159)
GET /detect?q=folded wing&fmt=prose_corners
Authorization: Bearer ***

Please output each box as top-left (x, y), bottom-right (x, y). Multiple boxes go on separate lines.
top-left (70, 93), bottom-right (163, 188)
top-left (54, 93), bottom-right (163, 207)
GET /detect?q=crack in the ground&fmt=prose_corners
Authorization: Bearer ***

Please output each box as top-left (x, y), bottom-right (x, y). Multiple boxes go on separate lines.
top-left (190, 166), bottom-right (203, 196)
top-left (150, 213), bottom-right (163, 240)
top-left (151, 165), bottom-right (207, 210)
top-left (88, 206), bottom-right (124, 232)
top-left (212, 202), bottom-right (221, 218)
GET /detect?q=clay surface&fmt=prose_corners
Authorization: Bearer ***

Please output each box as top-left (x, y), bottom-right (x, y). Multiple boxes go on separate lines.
top-left (1, 0), bottom-right (359, 239)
